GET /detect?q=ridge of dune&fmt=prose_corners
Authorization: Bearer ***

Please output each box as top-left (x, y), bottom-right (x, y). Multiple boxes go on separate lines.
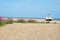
top-left (0, 23), bottom-right (60, 40)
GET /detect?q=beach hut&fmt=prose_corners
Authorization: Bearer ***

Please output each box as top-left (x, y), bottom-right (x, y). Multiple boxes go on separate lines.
top-left (46, 13), bottom-right (53, 22)
top-left (46, 17), bottom-right (53, 21)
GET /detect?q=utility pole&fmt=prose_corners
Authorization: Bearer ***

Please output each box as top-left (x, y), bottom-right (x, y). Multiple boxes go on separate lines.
top-left (48, 13), bottom-right (50, 22)
top-left (48, 13), bottom-right (50, 19)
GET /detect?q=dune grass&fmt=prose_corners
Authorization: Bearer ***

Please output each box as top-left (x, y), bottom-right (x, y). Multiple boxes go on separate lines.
top-left (0, 21), bottom-right (5, 27)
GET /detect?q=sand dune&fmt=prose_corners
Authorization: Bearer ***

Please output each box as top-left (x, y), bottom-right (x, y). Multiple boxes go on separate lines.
top-left (0, 23), bottom-right (60, 40)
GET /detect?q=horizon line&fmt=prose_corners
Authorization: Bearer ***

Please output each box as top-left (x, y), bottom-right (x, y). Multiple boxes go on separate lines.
top-left (2, 17), bottom-right (60, 19)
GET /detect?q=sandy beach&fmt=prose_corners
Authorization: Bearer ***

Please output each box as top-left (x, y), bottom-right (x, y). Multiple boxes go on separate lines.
top-left (0, 23), bottom-right (60, 40)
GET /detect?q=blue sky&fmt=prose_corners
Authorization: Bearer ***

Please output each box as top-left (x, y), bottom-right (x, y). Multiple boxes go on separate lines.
top-left (0, 0), bottom-right (60, 18)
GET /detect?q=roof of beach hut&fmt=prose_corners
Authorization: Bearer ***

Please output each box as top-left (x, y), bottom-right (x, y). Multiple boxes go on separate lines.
top-left (46, 13), bottom-right (53, 19)
top-left (46, 17), bottom-right (53, 19)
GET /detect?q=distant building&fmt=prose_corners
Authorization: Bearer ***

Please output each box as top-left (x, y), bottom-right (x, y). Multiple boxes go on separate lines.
top-left (45, 13), bottom-right (53, 22)
top-left (46, 17), bottom-right (53, 21)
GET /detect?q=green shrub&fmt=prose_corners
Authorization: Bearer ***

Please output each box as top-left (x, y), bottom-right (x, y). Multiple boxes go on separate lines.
top-left (0, 21), bottom-right (4, 26)
top-left (27, 20), bottom-right (37, 23)
top-left (17, 19), bottom-right (26, 23)
top-left (46, 22), bottom-right (50, 24)
top-left (40, 22), bottom-right (46, 24)
top-left (6, 20), bottom-right (13, 24)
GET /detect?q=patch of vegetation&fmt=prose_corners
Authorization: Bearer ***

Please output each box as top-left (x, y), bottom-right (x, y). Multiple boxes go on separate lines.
top-left (27, 20), bottom-right (37, 23)
top-left (6, 20), bottom-right (13, 24)
top-left (46, 22), bottom-right (50, 24)
top-left (17, 19), bottom-right (26, 23)
top-left (40, 22), bottom-right (46, 24)
top-left (0, 21), bottom-right (4, 27)
top-left (53, 22), bottom-right (57, 24)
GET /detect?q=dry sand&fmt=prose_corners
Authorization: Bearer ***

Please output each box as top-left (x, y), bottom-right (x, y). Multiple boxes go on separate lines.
top-left (0, 23), bottom-right (60, 40)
